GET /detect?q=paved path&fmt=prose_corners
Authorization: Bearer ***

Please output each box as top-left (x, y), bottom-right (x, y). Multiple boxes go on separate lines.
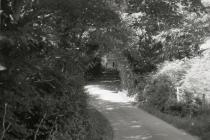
top-left (85, 83), bottom-right (199, 140)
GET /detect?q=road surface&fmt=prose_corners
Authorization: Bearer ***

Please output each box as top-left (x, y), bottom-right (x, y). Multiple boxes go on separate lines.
top-left (85, 83), bottom-right (199, 140)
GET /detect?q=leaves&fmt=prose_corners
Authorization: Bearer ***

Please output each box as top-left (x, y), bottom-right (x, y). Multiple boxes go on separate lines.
top-left (0, 0), bottom-right (121, 139)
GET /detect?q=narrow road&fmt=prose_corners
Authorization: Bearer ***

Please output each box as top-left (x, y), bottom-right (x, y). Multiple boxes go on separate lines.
top-left (85, 83), bottom-right (199, 140)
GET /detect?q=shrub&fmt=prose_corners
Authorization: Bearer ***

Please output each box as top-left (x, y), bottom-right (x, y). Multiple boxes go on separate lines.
top-left (0, 40), bottom-right (90, 140)
top-left (143, 59), bottom-right (192, 112)
top-left (165, 99), bottom-right (202, 117)
top-left (181, 50), bottom-right (210, 102)
top-left (143, 74), bottom-right (176, 111)
top-left (157, 60), bottom-right (191, 86)
top-left (118, 63), bottom-right (136, 95)
top-left (142, 58), bottom-right (210, 117)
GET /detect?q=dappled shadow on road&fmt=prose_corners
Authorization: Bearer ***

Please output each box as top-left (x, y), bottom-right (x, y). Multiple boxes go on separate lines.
top-left (85, 84), bottom-right (155, 140)
top-left (85, 83), bottom-right (199, 140)
top-left (87, 94), bottom-right (155, 140)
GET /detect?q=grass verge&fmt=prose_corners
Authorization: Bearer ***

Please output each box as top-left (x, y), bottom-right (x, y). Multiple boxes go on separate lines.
top-left (54, 106), bottom-right (113, 140)
top-left (86, 107), bottom-right (113, 140)
top-left (140, 105), bottom-right (210, 140)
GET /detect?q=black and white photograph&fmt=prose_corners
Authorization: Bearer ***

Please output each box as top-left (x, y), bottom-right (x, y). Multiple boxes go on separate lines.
top-left (0, 0), bottom-right (210, 140)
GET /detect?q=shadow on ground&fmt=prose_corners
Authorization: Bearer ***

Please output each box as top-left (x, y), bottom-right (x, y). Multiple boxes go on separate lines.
top-left (87, 106), bottom-right (114, 140)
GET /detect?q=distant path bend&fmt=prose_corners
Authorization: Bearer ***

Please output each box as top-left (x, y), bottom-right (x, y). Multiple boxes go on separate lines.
top-left (85, 83), bottom-right (199, 140)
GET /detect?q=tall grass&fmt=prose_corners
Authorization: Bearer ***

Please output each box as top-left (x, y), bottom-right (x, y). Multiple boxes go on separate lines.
top-left (140, 105), bottom-right (210, 140)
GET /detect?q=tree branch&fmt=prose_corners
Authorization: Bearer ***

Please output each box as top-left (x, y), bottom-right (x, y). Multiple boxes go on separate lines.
top-left (34, 113), bottom-right (47, 140)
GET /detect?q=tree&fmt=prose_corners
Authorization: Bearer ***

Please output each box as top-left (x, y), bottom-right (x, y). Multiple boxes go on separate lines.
top-left (0, 0), bottom-right (121, 139)
top-left (103, 0), bottom-right (210, 95)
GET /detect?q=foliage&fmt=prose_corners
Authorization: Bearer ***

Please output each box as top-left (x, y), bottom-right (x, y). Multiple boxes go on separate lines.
top-left (85, 57), bottom-right (103, 81)
top-left (111, 0), bottom-right (210, 98)
top-left (118, 59), bottom-right (136, 95)
top-left (142, 59), bottom-right (204, 115)
top-left (140, 104), bottom-right (210, 140)
top-left (156, 60), bottom-right (191, 86)
top-left (123, 0), bottom-right (208, 61)
top-left (181, 50), bottom-right (210, 101)
top-left (1, 0), bottom-right (209, 138)
top-left (143, 74), bottom-right (177, 111)
top-left (86, 108), bottom-right (113, 140)
top-left (154, 12), bottom-right (210, 60)
top-left (0, 0), bottom-right (120, 140)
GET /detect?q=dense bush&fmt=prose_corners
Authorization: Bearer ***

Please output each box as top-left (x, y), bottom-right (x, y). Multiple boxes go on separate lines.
top-left (0, 0), bottom-right (120, 140)
top-left (155, 60), bottom-right (191, 86)
top-left (181, 50), bottom-right (210, 101)
top-left (0, 36), bottom-right (90, 140)
top-left (143, 74), bottom-right (176, 111)
top-left (142, 59), bottom-right (205, 115)
top-left (142, 56), bottom-right (210, 117)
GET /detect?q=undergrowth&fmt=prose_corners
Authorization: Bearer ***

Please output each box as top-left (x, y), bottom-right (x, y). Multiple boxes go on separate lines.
top-left (140, 105), bottom-right (210, 140)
